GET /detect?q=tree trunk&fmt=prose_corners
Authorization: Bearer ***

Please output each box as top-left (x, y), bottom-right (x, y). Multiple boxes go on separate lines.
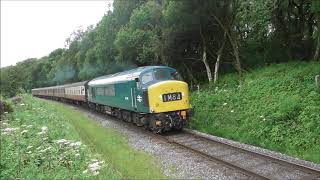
top-left (202, 45), bottom-right (212, 82)
top-left (314, 36), bottom-right (320, 61)
top-left (232, 39), bottom-right (242, 79)
top-left (314, 15), bottom-right (320, 61)
top-left (211, 14), bottom-right (242, 85)
top-left (199, 26), bottom-right (213, 82)
top-left (226, 31), bottom-right (243, 86)
top-left (214, 33), bottom-right (227, 84)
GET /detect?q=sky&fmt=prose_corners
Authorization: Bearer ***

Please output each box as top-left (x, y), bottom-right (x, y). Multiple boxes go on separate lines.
top-left (1, 0), bottom-right (113, 68)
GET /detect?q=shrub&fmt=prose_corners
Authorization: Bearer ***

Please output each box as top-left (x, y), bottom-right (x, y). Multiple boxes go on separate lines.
top-left (0, 100), bottom-right (14, 115)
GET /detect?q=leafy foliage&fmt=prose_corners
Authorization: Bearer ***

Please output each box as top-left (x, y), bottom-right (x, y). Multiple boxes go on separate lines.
top-left (1, 0), bottom-right (319, 97)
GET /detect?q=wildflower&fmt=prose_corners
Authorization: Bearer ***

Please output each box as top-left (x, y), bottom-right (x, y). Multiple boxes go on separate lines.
top-left (223, 89), bottom-right (227, 92)
top-left (83, 170), bottom-right (88, 174)
top-left (27, 145), bottom-right (33, 149)
top-left (69, 141), bottom-right (82, 148)
top-left (38, 126), bottom-right (48, 135)
top-left (56, 139), bottom-right (69, 144)
top-left (26, 151), bottom-right (32, 154)
top-left (20, 103), bottom-right (25, 106)
top-left (2, 122), bottom-right (8, 126)
top-left (86, 159), bottom-right (104, 176)
top-left (75, 153), bottom-right (80, 157)
top-left (41, 126), bottom-right (48, 132)
top-left (223, 103), bottom-right (227, 106)
top-left (231, 110), bottom-right (234, 113)
top-left (26, 125), bottom-right (33, 128)
top-left (259, 115), bottom-right (264, 118)
top-left (21, 130), bottom-right (28, 135)
top-left (21, 125), bottom-right (27, 127)
top-left (2, 127), bottom-right (19, 135)
top-left (55, 139), bottom-right (71, 147)
top-left (4, 112), bottom-right (8, 114)
top-left (263, 118), bottom-right (266, 121)
top-left (39, 147), bottom-right (52, 153)
top-left (88, 162), bottom-right (101, 173)
top-left (37, 131), bottom-right (45, 135)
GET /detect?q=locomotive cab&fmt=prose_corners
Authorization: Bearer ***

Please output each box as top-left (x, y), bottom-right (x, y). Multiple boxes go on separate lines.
top-left (138, 68), bottom-right (191, 132)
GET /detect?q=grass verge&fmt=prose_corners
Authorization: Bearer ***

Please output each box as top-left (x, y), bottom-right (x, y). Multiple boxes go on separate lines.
top-left (51, 100), bottom-right (165, 179)
top-left (1, 95), bottom-right (165, 179)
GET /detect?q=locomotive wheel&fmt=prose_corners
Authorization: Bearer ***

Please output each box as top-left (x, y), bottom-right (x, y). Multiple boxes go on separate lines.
top-left (174, 124), bottom-right (183, 131)
top-left (149, 117), bottom-right (163, 134)
top-left (132, 113), bottom-right (143, 126)
top-left (115, 109), bottom-right (122, 120)
top-left (122, 111), bottom-right (132, 122)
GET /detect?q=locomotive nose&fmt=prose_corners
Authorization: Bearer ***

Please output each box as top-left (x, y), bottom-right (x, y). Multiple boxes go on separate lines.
top-left (147, 80), bottom-right (190, 113)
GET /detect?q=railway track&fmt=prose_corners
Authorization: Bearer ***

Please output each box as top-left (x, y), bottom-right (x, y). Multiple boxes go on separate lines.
top-left (154, 130), bottom-right (320, 180)
top-left (51, 99), bottom-right (320, 179)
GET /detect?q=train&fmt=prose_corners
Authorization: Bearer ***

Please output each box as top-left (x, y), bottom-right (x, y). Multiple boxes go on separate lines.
top-left (32, 66), bottom-right (192, 133)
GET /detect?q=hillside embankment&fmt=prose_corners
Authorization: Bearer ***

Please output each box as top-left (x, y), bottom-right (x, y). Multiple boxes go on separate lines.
top-left (190, 62), bottom-right (320, 163)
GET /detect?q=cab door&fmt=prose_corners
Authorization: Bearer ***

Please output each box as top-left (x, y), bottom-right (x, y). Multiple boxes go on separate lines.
top-left (131, 78), bottom-right (150, 113)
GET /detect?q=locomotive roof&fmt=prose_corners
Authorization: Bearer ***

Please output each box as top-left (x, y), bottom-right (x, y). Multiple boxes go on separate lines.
top-left (88, 66), bottom-right (175, 86)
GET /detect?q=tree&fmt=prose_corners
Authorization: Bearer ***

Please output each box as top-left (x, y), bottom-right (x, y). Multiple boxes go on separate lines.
top-left (312, 0), bottom-right (320, 60)
top-left (115, 1), bottom-right (163, 66)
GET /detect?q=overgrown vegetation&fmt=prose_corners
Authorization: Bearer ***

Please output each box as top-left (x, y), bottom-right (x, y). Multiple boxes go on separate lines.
top-left (189, 62), bottom-right (320, 163)
top-left (0, 95), bottom-right (165, 179)
top-left (1, 0), bottom-right (319, 166)
top-left (1, 0), bottom-right (320, 97)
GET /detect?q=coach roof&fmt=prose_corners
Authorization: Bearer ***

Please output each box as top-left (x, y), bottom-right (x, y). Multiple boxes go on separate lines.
top-left (32, 81), bottom-right (88, 91)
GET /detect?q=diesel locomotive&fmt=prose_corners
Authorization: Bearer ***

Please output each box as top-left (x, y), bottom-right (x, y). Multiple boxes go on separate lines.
top-left (32, 66), bottom-right (191, 133)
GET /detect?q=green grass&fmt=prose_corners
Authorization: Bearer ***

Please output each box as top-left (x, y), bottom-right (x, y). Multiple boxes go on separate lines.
top-left (1, 95), bottom-right (165, 179)
top-left (189, 62), bottom-right (320, 163)
top-left (53, 100), bottom-right (165, 179)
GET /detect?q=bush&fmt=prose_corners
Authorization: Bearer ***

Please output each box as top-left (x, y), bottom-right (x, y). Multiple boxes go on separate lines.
top-left (0, 100), bottom-right (14, 115)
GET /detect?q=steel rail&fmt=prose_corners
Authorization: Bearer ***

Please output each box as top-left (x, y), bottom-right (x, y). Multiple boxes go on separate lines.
top-left (184, 129), bottom-right (320, 179)
top-left (152, 132), bottom-right (270, 180)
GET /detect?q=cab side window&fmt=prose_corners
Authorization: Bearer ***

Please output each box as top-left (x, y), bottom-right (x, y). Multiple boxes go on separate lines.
top-left (141, 72), bottom-right (153, 84)
top-left (154, 69), bottom-right (169, 80)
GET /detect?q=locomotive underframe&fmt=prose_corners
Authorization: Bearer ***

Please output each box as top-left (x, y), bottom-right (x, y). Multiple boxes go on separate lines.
top-left (92, 102), bottom-right (188, 133)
